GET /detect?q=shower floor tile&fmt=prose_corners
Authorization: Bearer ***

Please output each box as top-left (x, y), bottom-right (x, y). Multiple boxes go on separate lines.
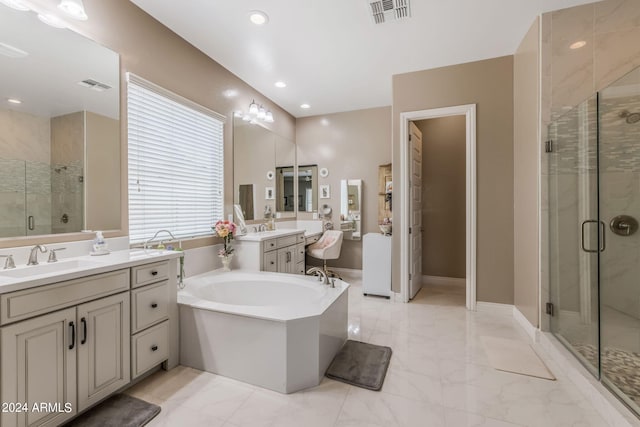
top-left (125, 270), bottom-right (610, 427)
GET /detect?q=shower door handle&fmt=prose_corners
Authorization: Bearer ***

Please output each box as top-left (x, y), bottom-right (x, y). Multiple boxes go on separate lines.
top-left (581, 220), bottom-right (605, 253)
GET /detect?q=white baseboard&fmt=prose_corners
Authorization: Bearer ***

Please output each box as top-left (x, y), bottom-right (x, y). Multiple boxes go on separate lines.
top-left (475, 301), bottom-right (513, 316)
top-left (512, 306), bottom-right (539, 342)
top-left (423, 275), bottom-right (465, 287)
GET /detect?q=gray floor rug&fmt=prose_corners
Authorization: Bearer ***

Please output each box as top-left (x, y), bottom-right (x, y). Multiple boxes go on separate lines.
top-left (64, 394), bottom-right (160, 427)
top-left (326, 340), bottom-right (392, 391)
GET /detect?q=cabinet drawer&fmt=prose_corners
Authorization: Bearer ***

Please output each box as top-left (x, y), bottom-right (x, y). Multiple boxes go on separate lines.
top-left (1, 269), bottom-right (129, 325)
top-left (295, 243), bottom-right (306, 264)
top-left (131, 281), bottom-right (169, 333)
top-left (263, 239), bottom-right (277, 253)
top-left (277, 235), bottom-right (298, 248)
top-left (131, 321), bottom-right (169, 379)
top-left (131, 261), bottom-right (170, 288)
top-left (263, 251), bottom-right (278, 272)
top-left (297, 233), bottom-right (306, 244)
top-left (305, 234), bottom-right (320, 245)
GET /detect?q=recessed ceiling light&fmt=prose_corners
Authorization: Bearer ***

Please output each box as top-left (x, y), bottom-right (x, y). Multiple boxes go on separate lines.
top-left (7, 98), bottom-right (22, 104)
top-left (222, 89), bottom-right (238, 98)
top-left (274, 81), bottom-right (287, 88)
top-left (37, 13), bottom-right (67, 29)
top-left (0, 0), bottom-right (30, 12)
top-left (249, 10), bottom-right (268, 25)
top-left (570, 40), bottom-right (587, 50)
top-left (300, 104), bottom-right (310, 109)
top-left (58, 0), bottom-right (88, 21)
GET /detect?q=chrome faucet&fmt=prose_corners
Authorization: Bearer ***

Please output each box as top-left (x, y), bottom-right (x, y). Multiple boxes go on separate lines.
top-left (0, 255), bottom-right (15, 269)
top-left (27, 245), bottom-right (47, 266)
top-left (307, 267), bottom-right (331, 286)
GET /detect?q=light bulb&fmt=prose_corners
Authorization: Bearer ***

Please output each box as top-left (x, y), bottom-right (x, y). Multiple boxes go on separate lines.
top-left (248, 100), bottom-right (258, 115)
top-left (257, 106), bottom-right (266, 120)
top-left (0, 0), bottom-right (30, 11)
top-left (264, 111), bottom-right (274, 123)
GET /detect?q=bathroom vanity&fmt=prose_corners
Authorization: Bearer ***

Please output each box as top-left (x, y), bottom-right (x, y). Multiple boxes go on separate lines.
top-left (234, 230), bottom-right (306, 274)
top-left (0, 250), bottom-right (180, 427)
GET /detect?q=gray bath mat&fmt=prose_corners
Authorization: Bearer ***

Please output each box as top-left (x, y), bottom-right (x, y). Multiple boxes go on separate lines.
top-left (64, 394), bottom-right (160, 427)
top-left (325, 340), bottom-right (392, 390)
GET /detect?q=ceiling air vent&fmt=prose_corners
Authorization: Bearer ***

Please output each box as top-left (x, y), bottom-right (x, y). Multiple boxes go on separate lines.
top-left (369, 0), bottom-right (410, 24)
top-left (77, 79), bottom-right (112, 92)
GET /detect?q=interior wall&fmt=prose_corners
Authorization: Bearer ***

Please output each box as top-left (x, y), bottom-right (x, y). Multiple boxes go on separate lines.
top-left (414, 117), bottom-right (466, 279)
top-left (296, 107), bottom-right (392, 270)
top-left (85, 111), bottom-right (120, 231)
top-left (514, 18), bottom-right (540, 327)
top-left (2, 0), bottom-right (296, 249)
top-left (392, 56), bottom-right (514, 304)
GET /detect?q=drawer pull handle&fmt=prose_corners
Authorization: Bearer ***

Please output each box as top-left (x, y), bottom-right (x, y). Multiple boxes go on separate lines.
top-left (69, 321), bottom-right (75, 350)
top-left (151, 345), bottom-right (158, 352)
top-left (81, 317), bottom-right (87, 345)
top-left (151, 271), bottom-right (158, 276)
top-left (151, 303), bottom-right (158, 308)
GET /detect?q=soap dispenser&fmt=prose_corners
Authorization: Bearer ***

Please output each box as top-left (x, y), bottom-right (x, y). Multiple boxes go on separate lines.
top-left (91, 231), bottom-right (110, 255)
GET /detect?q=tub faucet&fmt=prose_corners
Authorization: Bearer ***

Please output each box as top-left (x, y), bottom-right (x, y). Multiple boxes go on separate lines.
top-left (27, 245), bottom-right (47, 266)
top-left (307, 267), bottom-right (331, 286)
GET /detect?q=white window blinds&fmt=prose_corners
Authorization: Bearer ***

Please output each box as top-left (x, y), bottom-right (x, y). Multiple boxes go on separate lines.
top-left (127, 73), bottom-right (225, 244)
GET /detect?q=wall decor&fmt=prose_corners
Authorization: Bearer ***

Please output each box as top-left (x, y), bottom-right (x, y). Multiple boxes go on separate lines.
top-left (320, 184), bottom-right (331, 199)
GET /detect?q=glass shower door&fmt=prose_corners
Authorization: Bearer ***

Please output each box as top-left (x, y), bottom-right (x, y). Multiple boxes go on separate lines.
top-left (599, 67), bottom-right (640, 412)
top-left (548, 94), bottom-right (600, 376)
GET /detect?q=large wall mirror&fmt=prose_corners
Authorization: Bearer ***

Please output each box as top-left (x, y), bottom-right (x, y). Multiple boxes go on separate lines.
top-left (233, 119), bottom-right (295, 221)
top-left (297, 165), bottom-right (318, 213)
top-left (340, 179), bottom-right (362, 240)
top-left (0, 7), bottom-right (120, 239)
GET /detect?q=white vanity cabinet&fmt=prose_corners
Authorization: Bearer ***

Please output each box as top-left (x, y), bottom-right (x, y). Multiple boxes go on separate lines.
top-left (0, 270), bottom-right (130, 427)
top-left (234, 231), bottom-right (306, 274)
top-left (0, 253), bottom-right (179, 427)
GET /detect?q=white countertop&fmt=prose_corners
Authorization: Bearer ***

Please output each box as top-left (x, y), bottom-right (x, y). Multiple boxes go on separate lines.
top-left (0, 249), bottom-right (182, 294)
top-left (235, 229), bottom-right (306, 242)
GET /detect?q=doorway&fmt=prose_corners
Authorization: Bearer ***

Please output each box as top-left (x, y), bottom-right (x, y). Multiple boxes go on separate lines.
top-left (399, 105), bottom-right (477, 309)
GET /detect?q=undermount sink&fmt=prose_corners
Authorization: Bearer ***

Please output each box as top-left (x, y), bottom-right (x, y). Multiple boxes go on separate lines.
top-left (0, 259), bottom-right (104, 278)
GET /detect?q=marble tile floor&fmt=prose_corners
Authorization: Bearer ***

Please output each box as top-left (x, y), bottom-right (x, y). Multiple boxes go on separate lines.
top-left (126, 270), bottom-right (610, 427)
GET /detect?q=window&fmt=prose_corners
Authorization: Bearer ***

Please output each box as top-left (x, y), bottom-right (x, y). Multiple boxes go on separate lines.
top-left (127, 73), bottom-right (225, 244)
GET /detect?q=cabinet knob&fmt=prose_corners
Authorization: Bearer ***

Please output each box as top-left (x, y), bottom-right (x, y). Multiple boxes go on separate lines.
top-left (270, 261), bottom-right (275, 265)
top-left (151, 303), bottom-right (158, 308)
top-left (151, 345), bottom-right (158, 352)
top-left (151, 270), bottom-right (158, 276)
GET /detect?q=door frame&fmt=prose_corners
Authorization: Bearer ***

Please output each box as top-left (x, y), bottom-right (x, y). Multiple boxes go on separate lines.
top-left (399, 104), bottom-right (477, 310)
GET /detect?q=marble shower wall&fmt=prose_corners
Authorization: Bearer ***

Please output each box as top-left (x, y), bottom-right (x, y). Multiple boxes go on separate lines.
top-left (541, 0), bottom-right (640, 330)
top-left (599, 93), bottom-right (640, 320)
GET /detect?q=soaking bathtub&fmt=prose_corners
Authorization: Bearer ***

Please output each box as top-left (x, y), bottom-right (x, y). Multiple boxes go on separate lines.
top-left (178, 270), bottom-right (349, 393)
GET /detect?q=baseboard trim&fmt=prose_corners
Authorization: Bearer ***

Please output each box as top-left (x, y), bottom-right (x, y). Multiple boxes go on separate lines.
top-left (512, 306), bottom-right (539, 342)
top-left (423, 275), bottom-right (465, 287)
top-left (475, 301), bottom-right (513, 316)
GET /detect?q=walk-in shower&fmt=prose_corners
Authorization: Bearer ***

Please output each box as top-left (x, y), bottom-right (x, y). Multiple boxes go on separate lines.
top-left (548, 65), bottom-right (640, 414)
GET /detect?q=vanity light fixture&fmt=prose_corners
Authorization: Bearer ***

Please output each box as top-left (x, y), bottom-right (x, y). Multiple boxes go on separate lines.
top-left (0, 0), bottom-right (30, 11)
top-left (7, 98), bottom-right (22, 104)
top-left (570, 40), bottom-right (586, 50)
top-left (58, 0), bottom-right (88, 20)
top-left (249, 10), bottom-right (268, 25)
top-left (274, 81), bottom-right (287, 88)
top-left (37, 13), bottom-right (67, 28)
top-left (239, 99), bottom-right (274, 124)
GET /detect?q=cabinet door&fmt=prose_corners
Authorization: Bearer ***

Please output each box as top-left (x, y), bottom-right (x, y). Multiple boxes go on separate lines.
top-left (1, 307), bottom-right (77, 427)
top-left (263, 251), bottom-right (278, 272)
top-left (277, 247), bottom-right (295, 274)
top-left (77, 292), bottom-right (130, 411)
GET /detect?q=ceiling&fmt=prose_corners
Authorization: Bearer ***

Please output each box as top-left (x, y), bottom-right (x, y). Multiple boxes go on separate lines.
top-left (130, 0), bottom-right (599, 118)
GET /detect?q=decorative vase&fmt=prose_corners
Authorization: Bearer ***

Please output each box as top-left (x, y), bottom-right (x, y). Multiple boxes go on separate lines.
top-left (220, 254), bottom-right (233, 272)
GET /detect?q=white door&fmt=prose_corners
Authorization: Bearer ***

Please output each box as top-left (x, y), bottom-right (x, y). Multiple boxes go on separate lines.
top-left (409, 121), bottom-right (423, 299)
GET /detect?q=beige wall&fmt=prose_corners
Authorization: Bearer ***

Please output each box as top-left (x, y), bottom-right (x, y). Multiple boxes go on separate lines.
top-left (1, 0), bottom-right (295, 249)
top-left (85, 111), bottom-right (120, 231)
top-left (0, 109), bottom-right (50, 164)
top-left (392, 56), bottom-right (514, 303)
top-left (296, 107), bottom-right (392, 269)
top-left (514, 19), bottom-right (541, 327)
top-left (415, 117), bottom-right (466, 279)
